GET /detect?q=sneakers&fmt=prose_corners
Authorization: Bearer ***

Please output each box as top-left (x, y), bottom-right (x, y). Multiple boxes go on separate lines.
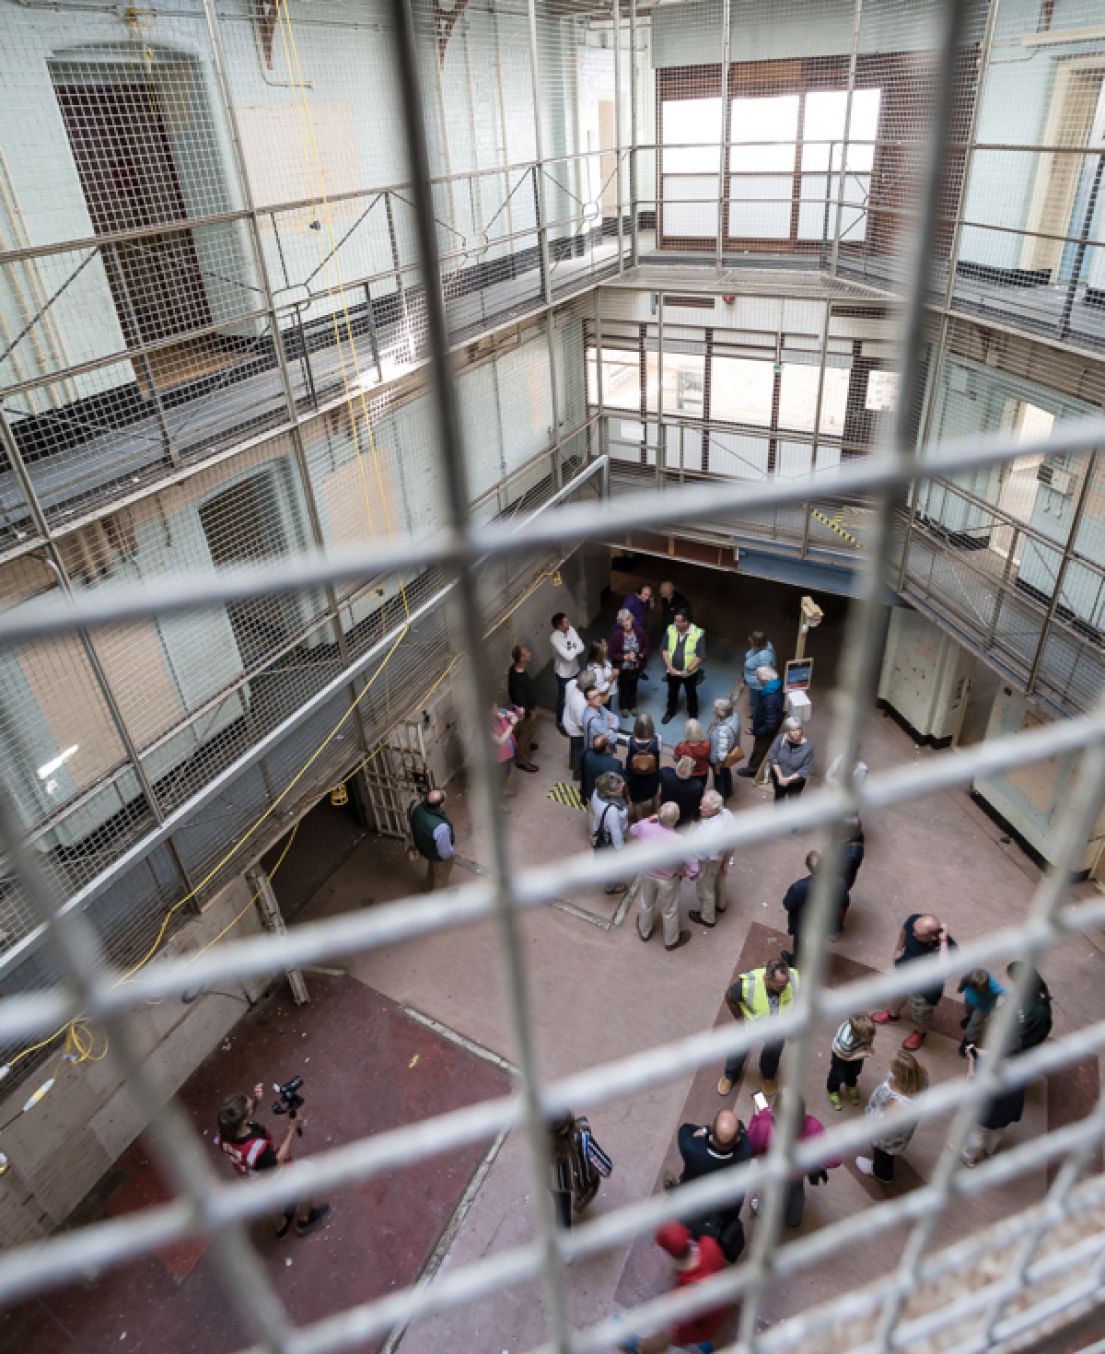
top-left (848, 1085), bottom-right (861, 1106)
top-left (902, 1030), bottom-right (927, 1051)
top-left (855, 1155), bottom-right (875, 1176)
top-left (871, 1010), bottom-right (901, 1025)
top-left (717, 1075), bottom-right (735, 1096)
top-left (688, 910), bottom-right (715, 928)
top-left (827, 1090), bottom-right (843, 1112)
top-left (296, 1204), bottom-right (332, 1236)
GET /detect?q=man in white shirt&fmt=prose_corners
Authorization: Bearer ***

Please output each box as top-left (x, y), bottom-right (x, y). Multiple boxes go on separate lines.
top-left (689, 790), bottom-right (734, 928)
top-left (549, 611), bottom-right (584, 733)
top-left (562, 669), bottom-right (596, 780)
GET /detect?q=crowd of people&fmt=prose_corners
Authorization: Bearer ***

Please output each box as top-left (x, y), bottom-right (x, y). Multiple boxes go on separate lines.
top-left (398, 573), bottom-right (1054, 1348)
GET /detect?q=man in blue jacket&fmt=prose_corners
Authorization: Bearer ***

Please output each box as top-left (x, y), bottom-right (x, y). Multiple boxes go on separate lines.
top-left (743, 630), bottom-right (776, 719)
top-left (739, 665), bottom-right (784, 778)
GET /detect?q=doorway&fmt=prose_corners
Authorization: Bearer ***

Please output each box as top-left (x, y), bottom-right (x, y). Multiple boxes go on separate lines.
top-left (990, 402), bottom-right (1054, 565)
top-left (198, 472), bottom-right (299, 669)
top-left (55, 76), bottom-right (223, 389)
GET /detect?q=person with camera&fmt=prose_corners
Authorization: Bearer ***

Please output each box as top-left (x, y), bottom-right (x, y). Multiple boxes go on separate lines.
top-left (215, 1082), bottom-right (331, 1238)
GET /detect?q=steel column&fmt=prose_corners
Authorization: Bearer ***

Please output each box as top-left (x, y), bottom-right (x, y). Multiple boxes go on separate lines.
top-left (1026, 457), bottom-right (1096, 695)
top-left (247, 865), bottom-right (309, 1005)
top-left (526, 0), bottom-right (555, 308)
top-left (829, 0), bottom-right (863, 277)
top-left (716, 0), bottom-right (731, 268)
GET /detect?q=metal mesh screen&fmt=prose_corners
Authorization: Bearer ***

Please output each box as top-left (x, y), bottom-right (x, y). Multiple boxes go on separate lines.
top-left (1, 0), bottom-right (1105, 1351)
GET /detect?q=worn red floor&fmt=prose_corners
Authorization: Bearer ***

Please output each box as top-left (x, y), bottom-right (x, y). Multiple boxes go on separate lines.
top-left (0, 977), bottom-right (510, 1353)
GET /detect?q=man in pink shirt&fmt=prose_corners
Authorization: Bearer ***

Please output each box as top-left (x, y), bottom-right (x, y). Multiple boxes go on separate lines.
top-left (630, 803), bottom-right (699, 951)
top-left (746, 1092), bottom-right (841, 1228)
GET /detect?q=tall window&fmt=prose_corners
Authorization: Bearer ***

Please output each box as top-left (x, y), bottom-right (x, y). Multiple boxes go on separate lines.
top-left (659, 58), bottom-right (897, 251)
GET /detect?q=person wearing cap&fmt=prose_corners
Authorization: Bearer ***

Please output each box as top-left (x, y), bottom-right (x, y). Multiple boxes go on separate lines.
top-left (616, 1222), bottom-right (730, 1354)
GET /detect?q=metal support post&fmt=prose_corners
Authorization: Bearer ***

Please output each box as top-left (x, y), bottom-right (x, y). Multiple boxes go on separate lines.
top-left (0, 408), bottom-right (199, 904)
top-left (247, 865), bottom-right (309, 1005)
top-left (629, 0), bottom-right (640, 265)
top-left (102, 242), bottom-right (178, 465)
top-left (201, 0), bottom-right (374, 759)
top-left (1059, 152), bottom-right (1105, 340)
top-left (612, 0), bottom-right (625, 274)
top-left (716, 0), bottom-right (731, 269)
top-left (591, 287), bottom-right (606, 462)
top-left (655, 290), bottom-right (665, 487)
top-left (545, 312), bottom-right (564, 489)
top-left (1026, 459), bottom-right (1096, 694)
top-left (829, 0), bottom-right (863, 277)
top-left (526, 0), bottom-right (554, 307)
top-left (383, 191), bottom-right (411, 341)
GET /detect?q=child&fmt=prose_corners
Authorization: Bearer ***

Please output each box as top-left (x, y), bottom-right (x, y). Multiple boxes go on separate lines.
top-left (957, 967), bottom-right (1005, 1056)
top-left (827, 1013), bottom-right (875, 1110)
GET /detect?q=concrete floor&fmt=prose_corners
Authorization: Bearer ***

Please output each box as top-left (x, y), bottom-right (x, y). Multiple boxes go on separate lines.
top-left (6, 565), bottom-right (1103, 1352)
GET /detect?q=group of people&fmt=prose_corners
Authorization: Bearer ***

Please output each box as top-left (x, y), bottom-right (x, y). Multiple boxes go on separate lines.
top-left (401, 575), bottom-right (1058, 1348)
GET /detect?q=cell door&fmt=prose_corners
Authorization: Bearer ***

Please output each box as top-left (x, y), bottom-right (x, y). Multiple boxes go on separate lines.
top-left (55, 81), bottom-right (212, 349)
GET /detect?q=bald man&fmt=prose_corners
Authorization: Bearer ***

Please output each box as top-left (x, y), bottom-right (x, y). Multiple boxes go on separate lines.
top-left (667, 1109), bottom-right (750, 1262)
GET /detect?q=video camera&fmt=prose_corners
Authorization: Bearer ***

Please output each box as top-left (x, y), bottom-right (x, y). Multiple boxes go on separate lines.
top-left (272, 1075), bottom-right (305, 1122)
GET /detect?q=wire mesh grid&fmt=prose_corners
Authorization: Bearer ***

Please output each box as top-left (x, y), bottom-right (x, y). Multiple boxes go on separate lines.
top-left (0, 0), bottom-right (1103, 1351)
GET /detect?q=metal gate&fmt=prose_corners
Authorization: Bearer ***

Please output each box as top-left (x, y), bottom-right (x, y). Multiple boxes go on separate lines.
top-left (360, 719), bottom-right (433, 839)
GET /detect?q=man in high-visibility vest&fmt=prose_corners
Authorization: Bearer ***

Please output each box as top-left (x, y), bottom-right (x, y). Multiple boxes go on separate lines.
top-left (660, 609), bottom-right (705, 725)
top-left (717, 957), bottom-right (798, 1098)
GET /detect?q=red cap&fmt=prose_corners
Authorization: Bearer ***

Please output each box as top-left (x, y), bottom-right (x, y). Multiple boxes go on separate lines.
top-left (654, 1221), bottom-right (692, 1258)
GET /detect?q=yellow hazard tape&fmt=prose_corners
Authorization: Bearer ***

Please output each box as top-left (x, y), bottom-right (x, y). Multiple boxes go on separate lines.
top-left (548, 782), bottom-right (587, 812)
top-left (810, 507), bottom-right (861, 547)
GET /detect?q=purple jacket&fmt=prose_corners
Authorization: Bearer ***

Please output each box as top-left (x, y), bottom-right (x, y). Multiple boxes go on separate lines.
top-left (624, 593), bottom-right (650, 630)
top-left (609, 619), bottom-right (650, 668)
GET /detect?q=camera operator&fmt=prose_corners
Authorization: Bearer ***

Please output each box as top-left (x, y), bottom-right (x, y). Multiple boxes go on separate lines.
top-left (215, 1081), bottom-right (331, 1238)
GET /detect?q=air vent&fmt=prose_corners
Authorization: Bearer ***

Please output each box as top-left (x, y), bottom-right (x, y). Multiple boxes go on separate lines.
top-left (666, 294), bottom-right (715, 310)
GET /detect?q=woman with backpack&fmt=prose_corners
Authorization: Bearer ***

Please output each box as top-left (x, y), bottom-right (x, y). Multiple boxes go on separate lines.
top-left (625, 712), bottom-right (662, 822)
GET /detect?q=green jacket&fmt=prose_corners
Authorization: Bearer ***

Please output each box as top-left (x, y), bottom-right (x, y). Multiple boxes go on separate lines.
top-left (409, 800), bottom-right (454, 862)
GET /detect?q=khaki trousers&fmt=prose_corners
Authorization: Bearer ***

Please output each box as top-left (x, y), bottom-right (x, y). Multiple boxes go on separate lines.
top-left (638, 874), bottom-right (682, 947)
top-left (514, 712), bottom-right (537, 763)
top-left (424, 857), bottom-right (455, 892)
top-left (695, 857), bottom-right (727, 924)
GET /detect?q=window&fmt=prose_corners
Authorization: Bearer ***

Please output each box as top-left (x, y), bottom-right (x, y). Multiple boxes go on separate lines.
top-left (587, 349), bottom-right (641, 412)
top-left (710, 356), bottom-right (775, 426)
top-left (646, 351), bottom-right (705, 417)
top-left (659, 60), bottom-right (889, 250)
top-left (660, 96), bottom-right (722, 239)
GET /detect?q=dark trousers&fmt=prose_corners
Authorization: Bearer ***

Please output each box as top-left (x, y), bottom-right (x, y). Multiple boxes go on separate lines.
top-left (747, 729), bottom-right (779, 777)
top-left (872, 1146), bottom-right (895, 1182)
top-left (773, 777), bottom-right (807, 802)
top-left (553, 1188), bottom-right (572, 1229)
top-left (555, 674), bottom-right (572, 730)
top-left (618, 667), bottom-right (640, 712)
top-left (665, 672), bottom-right (699, 719)
top-left (569, 735), bottom-right (584, 779)
top-left (826, 1053), bottom-right (861, 1093)
top-left (783, 1177), bottom-right (806, 1228)
top-left (713, 763), bottom-right (733, 799)
top-left (725, 1038), bottom-right (784, 1083)
top-left (748, 687), bottom-right (763, 720)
